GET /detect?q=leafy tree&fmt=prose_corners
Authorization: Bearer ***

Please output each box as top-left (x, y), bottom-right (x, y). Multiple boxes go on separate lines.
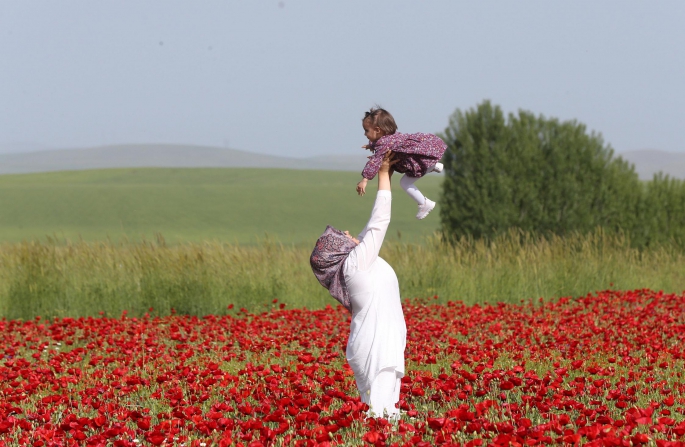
top-left (632, 173), bottom-right (685, 247)
top-left (440, 101), bottom-right (641, 241)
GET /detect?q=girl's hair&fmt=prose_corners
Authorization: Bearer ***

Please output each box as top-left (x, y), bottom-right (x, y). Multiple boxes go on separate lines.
top-left (363, 107), bottom-right (397, 135)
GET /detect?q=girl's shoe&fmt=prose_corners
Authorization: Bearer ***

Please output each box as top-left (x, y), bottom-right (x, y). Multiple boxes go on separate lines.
top-left (431, 162), bottom-right (443, 173)
top-left (416, 199), bottom-right (436, 220)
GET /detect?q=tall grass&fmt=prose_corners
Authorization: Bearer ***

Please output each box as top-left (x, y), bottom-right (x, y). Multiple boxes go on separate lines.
top-left (1, 230), bottom-right (684, 320)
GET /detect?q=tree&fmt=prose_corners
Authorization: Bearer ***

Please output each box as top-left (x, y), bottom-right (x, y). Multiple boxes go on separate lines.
top-left (632, 173), bottom-right (685, 247)
top-left (439, 101), bottom-right (641, 241)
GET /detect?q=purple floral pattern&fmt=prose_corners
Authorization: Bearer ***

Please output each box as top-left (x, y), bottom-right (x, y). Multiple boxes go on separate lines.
top-left (362, 132), bottom-right (447, 180)
top-left (310, 225), bottom-right (358, 312)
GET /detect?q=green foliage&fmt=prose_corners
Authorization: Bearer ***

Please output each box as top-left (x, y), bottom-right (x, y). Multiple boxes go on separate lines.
top-left (2, 231), bottom-right (685, 320)
top-left (631, 173), bottom-right (685, 247)
top-left (440, 100), bottom-right (685, 247)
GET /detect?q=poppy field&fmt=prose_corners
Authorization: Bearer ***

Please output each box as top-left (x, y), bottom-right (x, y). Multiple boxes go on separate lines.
top-left (2, 289), bottom-right (685, 446)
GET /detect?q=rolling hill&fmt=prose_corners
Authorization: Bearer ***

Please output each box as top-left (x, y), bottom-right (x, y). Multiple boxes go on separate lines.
top-left (619, 149), bottom-right (685, 180)
top-left (1, 144), bottom-right (684, 180)
top-left (0, 144), bottom-right (363, 175)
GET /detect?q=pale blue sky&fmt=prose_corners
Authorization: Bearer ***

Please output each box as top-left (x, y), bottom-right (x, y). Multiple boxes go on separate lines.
top-left (1, 1), bottom-right (684, 157)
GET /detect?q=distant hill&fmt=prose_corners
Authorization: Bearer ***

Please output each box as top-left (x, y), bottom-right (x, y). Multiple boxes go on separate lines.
top-left (1, 144), bottom-right (683, 180)
top-left (0, 144), bottom-right (364, 175)
top-left (0, 142), bottom-right (51, 154)
top-left (619, 150), bottom-right (685, 180)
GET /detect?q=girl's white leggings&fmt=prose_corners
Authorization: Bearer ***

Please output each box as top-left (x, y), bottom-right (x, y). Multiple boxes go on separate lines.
top-left (362, 367), bottom-right (401, 419)
top-left (400, 174), bottom-right (426, 205)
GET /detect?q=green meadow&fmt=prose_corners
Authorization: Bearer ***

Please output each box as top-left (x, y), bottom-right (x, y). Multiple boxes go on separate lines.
top-left (2, 167), bottom-right (685, 320)
top-left (0, 168), bottom-right (442, 245)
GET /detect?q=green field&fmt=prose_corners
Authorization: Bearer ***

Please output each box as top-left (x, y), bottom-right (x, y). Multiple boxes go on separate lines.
top-left (3, 167), bottom-right (685, 321)
top-left (0, 168), bottom-right (443, 245)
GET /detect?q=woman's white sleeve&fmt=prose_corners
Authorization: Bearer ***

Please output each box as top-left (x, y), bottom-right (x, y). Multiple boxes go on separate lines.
top-left (353, 190), bottom-right (391, 270)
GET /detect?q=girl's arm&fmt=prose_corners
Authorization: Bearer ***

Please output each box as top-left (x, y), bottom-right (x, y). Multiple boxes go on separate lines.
top-left (356, 178), bottom-right (369, 196)
top-left (360, 147), bottom-right (386, 181)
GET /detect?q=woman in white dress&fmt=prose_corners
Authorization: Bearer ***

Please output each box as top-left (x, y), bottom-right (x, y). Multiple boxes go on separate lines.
top-left (310, 153), bottom-right (407, 419)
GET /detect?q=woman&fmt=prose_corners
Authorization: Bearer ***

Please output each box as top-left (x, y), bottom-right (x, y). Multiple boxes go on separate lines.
top-left (310, 153), bottom-right (406, 419)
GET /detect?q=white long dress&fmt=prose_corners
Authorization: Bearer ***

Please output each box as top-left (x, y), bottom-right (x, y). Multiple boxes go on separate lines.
top-left (343, 190), bottom-right (407, 418)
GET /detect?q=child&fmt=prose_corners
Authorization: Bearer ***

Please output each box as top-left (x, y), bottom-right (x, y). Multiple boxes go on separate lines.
top-left (356, 107), bottom-right (447, 219)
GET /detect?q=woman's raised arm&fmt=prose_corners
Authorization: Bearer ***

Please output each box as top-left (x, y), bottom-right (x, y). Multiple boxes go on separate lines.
top-left (378, 150), bottom-right (396, 189)
top-left (353, 153), bottom-right (395, 270)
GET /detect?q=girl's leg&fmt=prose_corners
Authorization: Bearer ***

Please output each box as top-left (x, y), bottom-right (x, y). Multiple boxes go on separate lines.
top-left (400, 174), bottom-right (426, 205)
top-left (402, 174), bottom-right (436, 219)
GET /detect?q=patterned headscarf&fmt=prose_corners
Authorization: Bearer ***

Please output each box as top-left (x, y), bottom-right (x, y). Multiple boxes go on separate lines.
top-left (310, 225), bottom-right (358, 312)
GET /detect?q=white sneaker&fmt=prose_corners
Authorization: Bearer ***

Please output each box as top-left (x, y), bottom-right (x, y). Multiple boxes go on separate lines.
top-left (416, 198), bottom-right (436, 220)
top-left (431, 162), bottom-right (443, 173)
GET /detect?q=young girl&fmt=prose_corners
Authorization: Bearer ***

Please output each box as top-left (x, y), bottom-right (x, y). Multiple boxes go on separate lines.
top-left (356, 107), bottom-right (447, 219)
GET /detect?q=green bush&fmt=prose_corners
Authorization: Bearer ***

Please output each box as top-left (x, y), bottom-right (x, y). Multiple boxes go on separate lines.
top-left (632, 173), bottom-right (685, 247)
top-left (440, 100), bottom-right (685, 247)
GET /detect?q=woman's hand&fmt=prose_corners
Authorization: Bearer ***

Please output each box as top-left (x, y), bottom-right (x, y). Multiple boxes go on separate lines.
top-left (377, 151), bottom-right (396, 191)
top-left (379, 151), bottom-right (398, 174)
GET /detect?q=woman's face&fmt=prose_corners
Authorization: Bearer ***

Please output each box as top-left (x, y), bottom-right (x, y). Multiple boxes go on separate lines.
top-left (343, 231), bottom-right (359, 245)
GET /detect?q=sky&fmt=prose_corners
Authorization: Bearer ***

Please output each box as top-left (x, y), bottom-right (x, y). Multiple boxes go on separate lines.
top-left (1, 1), bottom-right (684, 157)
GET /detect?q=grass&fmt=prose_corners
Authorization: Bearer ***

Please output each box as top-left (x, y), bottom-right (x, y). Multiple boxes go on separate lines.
top-left (2, 167), bottom-right (684, 321)
top-left (1, 229), bottom-right (684, 320)
top-left (0, 167), bottom-right (442, 245)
